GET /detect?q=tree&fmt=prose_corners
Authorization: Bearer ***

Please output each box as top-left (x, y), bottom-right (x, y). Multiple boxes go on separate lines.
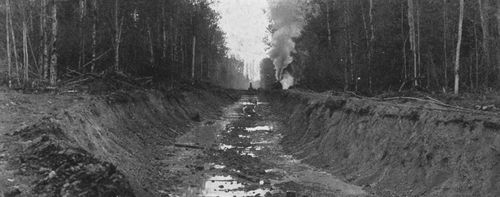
top-left (497, 2), bottom-right (500, 85)
top-left (22, 1), bottom-right (28, 84)
top-left (49, 0), bottom-right (57, 86)
top-left (368, 0), bottom-right (375, 91)
top-left (91, 0), bottom-right (97, 72)
top-left (41, 0), bottom-right (49, 80)
top-left (408, 0), bottom-right (417, 87)
top-left (479, 0), bottom-right (490, 88)
top-left (113, 0), bottom-right (121, 72)
top-left (454, 0), bottom-right (464, 94)
top-left (5, 0), bottom-right (12, 87)
top-left (443, 0), bottom-right (448, 90)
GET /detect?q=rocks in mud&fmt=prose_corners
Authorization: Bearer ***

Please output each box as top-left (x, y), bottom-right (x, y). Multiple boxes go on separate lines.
top-left (3, 188), bottom-right (21, 197)
top-left (285, 191), bottom-right (297, 197)
top-left (189, 112), bottom-right (202, 122)
top-left (9, 121), bottom-right (135, 197)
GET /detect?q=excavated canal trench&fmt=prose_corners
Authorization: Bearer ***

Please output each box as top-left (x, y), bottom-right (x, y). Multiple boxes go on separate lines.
top-left (2, 88), bottom-right (500, 197)
top-left (170, 94), bottom-right (365, 197)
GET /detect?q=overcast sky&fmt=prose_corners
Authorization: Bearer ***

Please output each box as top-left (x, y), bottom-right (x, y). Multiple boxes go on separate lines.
top-left (211, 0), bottom-right (269, 82)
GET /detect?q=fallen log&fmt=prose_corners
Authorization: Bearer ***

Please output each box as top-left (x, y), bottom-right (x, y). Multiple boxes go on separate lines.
top-left (174, 143), bottom-right (205, 150)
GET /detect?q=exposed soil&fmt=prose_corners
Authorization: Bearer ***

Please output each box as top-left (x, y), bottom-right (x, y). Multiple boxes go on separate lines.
top-left (0, 86), bottom-right (237, 196)
top-left (2, 85), bottom-right (499, 197)
top-left (266, 90), bottom-right (500, 197)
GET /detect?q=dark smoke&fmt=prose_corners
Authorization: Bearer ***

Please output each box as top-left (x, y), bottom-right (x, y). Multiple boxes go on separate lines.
top-left (267, 0), bottom-right (308, 89)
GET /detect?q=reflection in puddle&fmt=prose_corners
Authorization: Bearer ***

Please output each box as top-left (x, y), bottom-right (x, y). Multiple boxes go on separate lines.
top-left (245, 126), bottom-right (272, 132)
top-left (210, 163), bottom-right (226, 169)
top-left (201, 175), bottom-right (271, 197)
top-left (240, 147), bottom-right (257, 157)
top-left (238, 134), bottom-right (250, 138)
top-left (219, 144), bottom-right (235, 150)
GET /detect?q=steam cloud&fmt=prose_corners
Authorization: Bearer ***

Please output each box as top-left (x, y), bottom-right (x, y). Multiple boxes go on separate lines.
top-left (267, 0), bottom-right (308, 89)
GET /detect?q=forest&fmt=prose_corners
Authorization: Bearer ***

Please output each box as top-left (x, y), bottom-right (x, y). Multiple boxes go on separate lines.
top-left (261, 0), bottom-right (500, 95)
top-left (0, 0), bottom-right (250, 90)
top-left (1, 0), bottom-right (500, 94)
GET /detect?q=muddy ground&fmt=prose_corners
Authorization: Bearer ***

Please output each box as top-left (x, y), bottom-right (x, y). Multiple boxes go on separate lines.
top-left (167, 95), bottom-right (367, 197)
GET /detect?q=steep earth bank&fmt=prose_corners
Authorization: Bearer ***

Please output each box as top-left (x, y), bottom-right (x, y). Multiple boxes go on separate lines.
top-left (266, 90), bottom-right (500, 197)
top-left (0, 86), bottom-right (237, 196)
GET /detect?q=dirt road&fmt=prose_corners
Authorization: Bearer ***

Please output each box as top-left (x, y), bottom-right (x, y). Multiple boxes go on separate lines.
top-left (167, 94), bottom-right (368, 197)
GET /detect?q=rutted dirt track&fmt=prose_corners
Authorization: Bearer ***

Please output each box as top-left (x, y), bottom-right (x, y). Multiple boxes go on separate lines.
top-left (169, 94), bottom-right (366, 197)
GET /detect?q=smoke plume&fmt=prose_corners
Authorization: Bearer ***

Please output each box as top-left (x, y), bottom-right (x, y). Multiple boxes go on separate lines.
top-left (267, 0), bottom-right (308, 89)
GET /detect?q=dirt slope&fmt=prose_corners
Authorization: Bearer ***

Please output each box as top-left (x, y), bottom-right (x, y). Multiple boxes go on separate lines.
top-left (266, 90), bottom-right (500, 197)
top-left (0, 87), bottom-right (237, 196)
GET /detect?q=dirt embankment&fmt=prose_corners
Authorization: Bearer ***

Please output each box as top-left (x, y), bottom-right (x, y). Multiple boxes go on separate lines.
top-left (266, 90), bottom-right (500, 197)
top-left (0, 87), bottom-right (237, 197)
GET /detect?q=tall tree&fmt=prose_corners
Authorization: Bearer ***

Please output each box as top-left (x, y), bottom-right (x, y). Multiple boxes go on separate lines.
top-left (408, 0), bottom-right (417, 87)
top-left (497, 2), bottom-right (500, 85)
top-left (41, 0), bottom-right (49, 80)
top-left (191, 36), bottom-right (196, 82)
top-left (22, 2), bottom-right (29, 84)
top-left (479, 0), bottom-right (490, 87)
top-left (9, 1), bottom-right (19, 84)
top-left (91, 0), bottom-right (97, 72)
top-left (368, 0), bottom-right (375, 91)
top-left (326, 0), bottom-right (332, 47)
top-left (49, 0), bottom-right (57, 86)
top-left (5, 0), bottom-right (12, 87)
top-left (443, 0), bottom-right (448, 90)
top-left (113, 0), bottom-right (121, 72)
top-left (454, 0), bottom-right (464, 94)
top-left (78, 0), bottom-right (86, 69)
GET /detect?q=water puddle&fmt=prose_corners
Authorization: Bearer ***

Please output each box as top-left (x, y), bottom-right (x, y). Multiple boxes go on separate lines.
top-left (219, 144), bottom-right (236, 150)
top-left (201, 175), bottom-right (271, 197)
top-left (245, 126), bottom-right (273, 132)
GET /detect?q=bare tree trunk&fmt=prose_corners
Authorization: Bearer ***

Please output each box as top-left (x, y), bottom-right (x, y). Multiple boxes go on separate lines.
top-left (9, 11), bottom-right (19, 85)
top-left (416, 0), bottom-right (421, 85)
top-left (91, 0), bottom-right (97, 72)
top-left (326, 1), bottom-right (332, 47)
top-left (443, 0), bottom-right (448, 91)
top-left (147, 23), bottom-right (154, 67)
top-left (401, 2), bottom-right (407, 83)
top-left (191, 36), bottom-right (196, 82)
top-left (454, 0), bottom-right (464, 94)
top-left (180, 35), bottom-right (185, 77)
top-left (170, 17), bottom-right (176, 84)
top-left (162, 1), bottom-right (167, 67)
top-left (474, 18), bottom-right (479, 89)
top-left (497, 3), bottom-right (500, 86)
top-left (408, 0), bottom-right (417, 87)
top-left (78, 0), bottom-right (86, 70)
top-left (479, 0), bottom-right (490, 88)
top-left (344, 1), bottom-right (355, 90)
top-left (49, 0), bottom-right (58, 86)
top-left (113, 0), bottom-right (120, 72)
top-left (200, 52), bottom-right (204, 81)
top-left (343, 2), bottom-right (349, 91)
top-left (22, 6), bottom-right (29, 84)
top-left (6, 0), bottom-right (12, 87)
top-left (369, 0), bottom-right (375, 91)
top-left (41, 0), bottom-right (49, 80)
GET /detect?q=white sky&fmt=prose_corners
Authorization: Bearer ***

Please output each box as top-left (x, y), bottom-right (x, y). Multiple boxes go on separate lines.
top-left (211, 0), bottom-right (269, 82)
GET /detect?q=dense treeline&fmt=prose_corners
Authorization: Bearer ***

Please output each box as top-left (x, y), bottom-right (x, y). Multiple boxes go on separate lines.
top-left (0, 0), bottom-right (249, 89)
top-left (268, 0), bottom-right (500, 94)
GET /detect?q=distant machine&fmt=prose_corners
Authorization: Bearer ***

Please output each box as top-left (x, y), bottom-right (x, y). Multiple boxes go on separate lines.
top-left (248, 83), bottom-right (255, 91)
